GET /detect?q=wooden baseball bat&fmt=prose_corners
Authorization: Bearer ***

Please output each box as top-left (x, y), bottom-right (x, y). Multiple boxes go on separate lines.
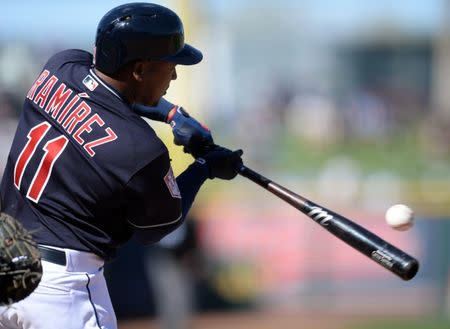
top-left (138, 108), bottom-right (419, 280)
top-left (238, 165), bottom-right (419, 281)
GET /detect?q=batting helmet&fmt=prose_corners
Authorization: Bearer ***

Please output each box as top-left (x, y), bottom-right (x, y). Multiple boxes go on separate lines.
top-left (94, 2), bottom-right (203, 75)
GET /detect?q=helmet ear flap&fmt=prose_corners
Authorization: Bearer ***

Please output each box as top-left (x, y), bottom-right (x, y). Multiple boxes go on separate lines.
top-left (96, 32), bottom-right (124, 75)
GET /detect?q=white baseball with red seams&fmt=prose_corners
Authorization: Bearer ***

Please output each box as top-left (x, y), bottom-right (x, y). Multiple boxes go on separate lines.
top-left (385, 204), bottom-right (414, 231)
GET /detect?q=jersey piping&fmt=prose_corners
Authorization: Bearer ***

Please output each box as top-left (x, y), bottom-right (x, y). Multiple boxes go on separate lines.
top-left (127, 213), bottom-right (182, 229)
top-left (89, 69), bottom-right (123, 101)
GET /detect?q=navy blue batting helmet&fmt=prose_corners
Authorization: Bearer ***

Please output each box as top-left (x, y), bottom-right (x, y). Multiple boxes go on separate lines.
top-left (94, 2), bottom-right (203, 74)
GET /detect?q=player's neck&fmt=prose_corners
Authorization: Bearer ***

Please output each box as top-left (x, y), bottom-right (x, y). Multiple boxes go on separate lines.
top-left (93, 68), bottom-right (134, 104)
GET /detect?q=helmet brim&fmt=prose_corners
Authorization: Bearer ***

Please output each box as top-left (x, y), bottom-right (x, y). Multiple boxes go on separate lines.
top-left (161, 43), bottom-right (203, 65)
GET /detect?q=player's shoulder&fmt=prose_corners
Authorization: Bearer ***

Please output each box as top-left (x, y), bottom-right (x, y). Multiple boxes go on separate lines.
top-left (45, 49), bottom-right (92, 69)
top-left (106, 119), bottom-right (169, 180)
top-left (128, 120), bottom-right (169, 165)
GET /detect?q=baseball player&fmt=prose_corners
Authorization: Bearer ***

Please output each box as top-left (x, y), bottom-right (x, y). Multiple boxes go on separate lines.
top-left (0, 3), bottom-right (242, 329)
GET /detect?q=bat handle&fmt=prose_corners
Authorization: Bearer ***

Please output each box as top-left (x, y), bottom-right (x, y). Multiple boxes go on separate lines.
top-left (238, 165), bottom-right (271, 188)
top-left (238, 165), bottom-right (309, 211)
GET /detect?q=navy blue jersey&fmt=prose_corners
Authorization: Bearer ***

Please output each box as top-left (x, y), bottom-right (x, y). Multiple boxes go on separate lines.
top-left (0, 49), bottom-right (192, 260)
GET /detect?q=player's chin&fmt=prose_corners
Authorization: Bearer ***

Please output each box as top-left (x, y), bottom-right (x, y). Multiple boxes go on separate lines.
top-left (148, 95), bottom-right (164, 107)
top-left (147, 91), bottom-right (166, 106)
top-left (155, 93), bottom-right (167, 105)
top-left (154, 91), bottom-right (167, 104)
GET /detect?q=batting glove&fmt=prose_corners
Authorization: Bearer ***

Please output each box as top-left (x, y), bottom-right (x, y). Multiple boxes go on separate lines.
top-left (197, 145), bottom-right (243, 180)
top-left (133, 103), bottom-right (214, 158)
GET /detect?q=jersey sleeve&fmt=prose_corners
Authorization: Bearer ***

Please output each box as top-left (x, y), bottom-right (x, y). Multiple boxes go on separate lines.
top-left (124, 152), bottom-right (183, 244)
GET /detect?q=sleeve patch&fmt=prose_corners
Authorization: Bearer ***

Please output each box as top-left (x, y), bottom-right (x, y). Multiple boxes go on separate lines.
top-left (164, 167), bottom-right (181, 198)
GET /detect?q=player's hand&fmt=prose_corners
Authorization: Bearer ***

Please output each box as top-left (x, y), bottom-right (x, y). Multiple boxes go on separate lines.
top-left (197, 145), bottom-right (243, 180)
top-left (132, 103), bottom-right (214, 158)
top-left (167, 106), bottom-right (214, 158)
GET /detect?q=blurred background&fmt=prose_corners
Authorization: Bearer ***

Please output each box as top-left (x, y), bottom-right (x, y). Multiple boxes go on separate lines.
top-left (2, 0), bottom-right (450, 328)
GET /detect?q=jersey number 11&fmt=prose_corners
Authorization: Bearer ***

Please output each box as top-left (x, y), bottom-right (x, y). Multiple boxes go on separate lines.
top-left (14, 121), bottom-right (68, 203)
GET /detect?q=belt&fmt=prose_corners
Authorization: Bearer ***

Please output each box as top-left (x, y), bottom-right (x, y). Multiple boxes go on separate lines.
top-left (38, 246), bottom-right (67, 266)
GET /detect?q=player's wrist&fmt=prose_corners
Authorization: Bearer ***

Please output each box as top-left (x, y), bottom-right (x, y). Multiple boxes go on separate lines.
top-left (186, 158), bottom-right (210, 180)
top-left (132, 103), bottom-right (172, 122)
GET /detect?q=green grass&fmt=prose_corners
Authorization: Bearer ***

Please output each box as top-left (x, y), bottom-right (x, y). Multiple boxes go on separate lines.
top-left (275, 130), bottom-right (434, 179)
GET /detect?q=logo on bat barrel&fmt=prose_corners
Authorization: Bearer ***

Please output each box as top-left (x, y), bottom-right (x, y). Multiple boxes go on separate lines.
top-left (371, 250), bottom-right (394, 269)
top-left (308, 207), bottom-right (333, 225)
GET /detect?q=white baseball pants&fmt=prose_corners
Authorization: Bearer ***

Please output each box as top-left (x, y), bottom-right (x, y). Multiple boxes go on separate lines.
top-left (0, 246), bottom-right (116, 329)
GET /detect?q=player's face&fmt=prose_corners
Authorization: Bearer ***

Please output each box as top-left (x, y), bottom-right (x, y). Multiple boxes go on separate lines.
top-left (135, 61), bottom-right (177, 106)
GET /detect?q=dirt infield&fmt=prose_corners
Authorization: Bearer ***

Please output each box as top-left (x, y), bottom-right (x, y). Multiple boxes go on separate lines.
top-left (118, 310), bottom-right (356, 329)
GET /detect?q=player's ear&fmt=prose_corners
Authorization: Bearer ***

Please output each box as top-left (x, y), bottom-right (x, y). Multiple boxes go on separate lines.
top-left (132, 61), bottom-right (147, 82)
top-left (132, 61), bottom-right (157, 82)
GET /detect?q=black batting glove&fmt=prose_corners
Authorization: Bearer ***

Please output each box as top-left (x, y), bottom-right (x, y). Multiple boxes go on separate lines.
top-left (196, 145), bottom-right (243, 180)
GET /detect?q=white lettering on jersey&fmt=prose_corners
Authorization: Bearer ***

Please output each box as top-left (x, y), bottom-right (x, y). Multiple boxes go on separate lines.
top-left (28, 70), bottom-right (118, 157)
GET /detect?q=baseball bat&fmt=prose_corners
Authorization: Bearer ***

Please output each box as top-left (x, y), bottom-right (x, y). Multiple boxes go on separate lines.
top-left (238, 165), bottom-right (419, 281)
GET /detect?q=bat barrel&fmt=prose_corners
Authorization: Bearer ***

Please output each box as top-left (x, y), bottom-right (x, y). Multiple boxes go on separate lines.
top-left (375, 244), bottom-right (419, 281)
top-left (302, 201), bottom-right (420, 280)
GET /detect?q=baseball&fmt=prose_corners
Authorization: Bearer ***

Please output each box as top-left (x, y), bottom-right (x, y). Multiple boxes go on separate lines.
top-left (385, 204), bottom-right (414, 231)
